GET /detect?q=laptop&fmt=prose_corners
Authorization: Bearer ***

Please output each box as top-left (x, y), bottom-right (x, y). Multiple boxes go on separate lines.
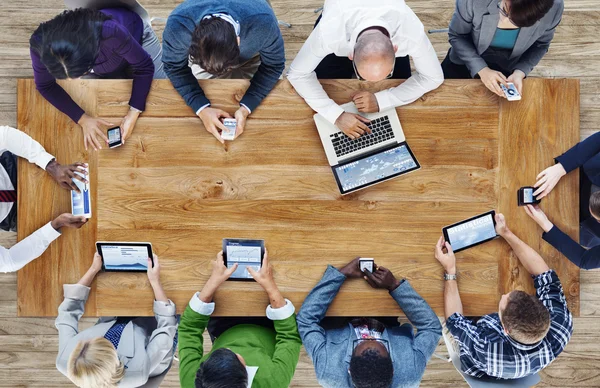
top-left (314, 102), bottom-right (420, 194)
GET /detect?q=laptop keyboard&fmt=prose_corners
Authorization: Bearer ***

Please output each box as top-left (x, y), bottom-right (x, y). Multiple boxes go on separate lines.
top-left (330, 116), bottom-right (394, 158)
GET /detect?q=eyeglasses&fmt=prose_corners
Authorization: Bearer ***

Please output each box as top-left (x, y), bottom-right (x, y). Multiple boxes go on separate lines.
top-left (497, 0), bottom-right (516, 25)
top-left (352, 52), bottom-right (395, 81)
top-left (352, 338), bottom-right (390, 353)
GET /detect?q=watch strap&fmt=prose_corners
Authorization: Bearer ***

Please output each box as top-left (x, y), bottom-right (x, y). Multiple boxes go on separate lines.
top-left (444, 273), bottom-right (457, 281)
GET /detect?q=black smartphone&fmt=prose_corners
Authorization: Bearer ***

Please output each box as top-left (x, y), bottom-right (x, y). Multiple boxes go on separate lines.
top-left (107, 126), bottom-right (122, 148)
top-left (518, 187), bottom-right (541, 206)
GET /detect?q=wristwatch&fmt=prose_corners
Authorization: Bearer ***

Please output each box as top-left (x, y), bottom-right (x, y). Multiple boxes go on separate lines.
top-left (444, 273), bottom-right (457, 281)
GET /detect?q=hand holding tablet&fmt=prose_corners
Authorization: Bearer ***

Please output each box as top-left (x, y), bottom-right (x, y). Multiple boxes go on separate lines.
top-left (96, 242), bottom-right (154, 272)
top-left (222, 239), bottom-right (265, 281)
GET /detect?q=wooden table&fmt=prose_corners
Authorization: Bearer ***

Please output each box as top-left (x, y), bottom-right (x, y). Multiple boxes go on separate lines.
top-left (16, 78), bottom-right (580, 317)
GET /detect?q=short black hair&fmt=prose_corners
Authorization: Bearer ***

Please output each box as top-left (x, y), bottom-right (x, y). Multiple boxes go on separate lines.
top-left (30, 8), bottom-right (110, 79)
top-left (195, 348), bottom-right (247, 388)
top-left (349, 348), bottom-right (393, 388)
top-left (508, 0), bottom-right (555, 28)
top-left (189, 17), bottom-right (240, 77)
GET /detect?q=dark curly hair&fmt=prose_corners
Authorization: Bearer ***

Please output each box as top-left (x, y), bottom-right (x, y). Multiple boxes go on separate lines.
top-left (30, 8), bottom-right (110, 79)
top-left (195, 348), bottom-right (247, 388)
top-left (189, 17), bottom-right (240, 77)
top-left (349, 348), bottom-right (393, 388)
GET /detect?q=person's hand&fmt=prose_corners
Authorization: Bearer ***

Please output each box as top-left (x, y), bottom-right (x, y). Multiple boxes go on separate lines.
top-left (478, 67), bottom-right (509, 98)
top-left (91, 252), bottom-right (103, 273)
top-left (208, 251), bottom-right (238, 284)
top-left (363, 266), bottom-right (401, 291)
top-left (146, 254), bottom-right (160, 285)
top-left (338, 257), bottom-right (368, 279)
top-left (198, 107), bottom-right (232, 144)
top-left (120, 109), bottom-right (141, 145)
top-left (247, 251), bottom-right (277, 292)
top-left (494, 213), bottom-right (511, 237)
top-left (77, 114), bottom-right (113, 151)
top-left (524, 204), bottom-right (554, 232)
top-left (45, 161), bottom-right (88, 192)
top-left (51, 213), bottom-right (88, 230)
top-left (352, 91), bottom-right (379, 113)
top-left (534, 163), bottom-right (567, 199)
top-left (435, 236), bottom-right (456, 275)
top-left (335, 112), bottom-right (372, 140)
top-left (507, 70), bottom-right (525, 95)
top-left (233, 107), bottom-right (250, 140)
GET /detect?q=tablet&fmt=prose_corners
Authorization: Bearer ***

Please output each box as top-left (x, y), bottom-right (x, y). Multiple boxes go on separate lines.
top-left (442, 211), bottom-right (498, 253)
top-left (222, 239), bottom-right (265, 281)
top-left (96, 242), bottom-right (153, 272)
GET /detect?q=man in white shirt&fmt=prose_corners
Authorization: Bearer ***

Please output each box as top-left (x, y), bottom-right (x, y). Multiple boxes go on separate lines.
top-left (287, 0), bottom-right (444, 140)
top-left (0, 125), bottom-right (88, 272)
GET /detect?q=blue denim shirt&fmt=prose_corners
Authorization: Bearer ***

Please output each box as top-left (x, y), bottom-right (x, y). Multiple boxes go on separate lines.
top-left (297, 266), bottom-right (442, 388)
top-left (162, 0), bottom-right (285, 112)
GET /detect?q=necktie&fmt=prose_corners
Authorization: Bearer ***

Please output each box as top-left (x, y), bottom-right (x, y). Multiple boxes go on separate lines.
top-left (0, 190), bottom-right (16, 203)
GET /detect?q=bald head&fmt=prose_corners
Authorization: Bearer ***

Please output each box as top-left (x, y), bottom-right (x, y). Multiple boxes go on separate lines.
top-left (353, 30), bottom-right (396, 81)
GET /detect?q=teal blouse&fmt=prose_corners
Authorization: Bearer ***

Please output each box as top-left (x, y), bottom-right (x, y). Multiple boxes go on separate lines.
top-left (489, 28), bottom-right (520, 49)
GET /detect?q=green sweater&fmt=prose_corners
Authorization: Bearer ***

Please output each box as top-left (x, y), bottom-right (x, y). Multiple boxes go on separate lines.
top-left (179, 305), bottom-right (302, 388)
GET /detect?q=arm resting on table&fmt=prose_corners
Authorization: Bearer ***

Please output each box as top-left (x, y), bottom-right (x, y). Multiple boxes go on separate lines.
top-left (0, 222), bottom-right (60, 273)
top-left (543, 225), bottom-right (600, 270)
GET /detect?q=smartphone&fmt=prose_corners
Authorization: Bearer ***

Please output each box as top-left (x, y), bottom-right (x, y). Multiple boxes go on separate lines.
top-left (107, 126), bottom-right (122, 148)
top-left (359, 258), bottom-right (374, 273)
top-left (221, 118), bottom-right (237, 141)
top-left (518, 186), bottom-right (541, 206)
top-left (500, 83), bottom-right (521, 101)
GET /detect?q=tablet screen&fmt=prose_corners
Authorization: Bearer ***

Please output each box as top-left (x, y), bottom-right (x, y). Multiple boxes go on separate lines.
top-left (444, 212), bottom-right (497, 252)
top-left (333, 143), bottom-right (419, 194)
top-left (224, 240), bottom-right (263, 279)
top-left (99, 244), bottom-right (151, 271)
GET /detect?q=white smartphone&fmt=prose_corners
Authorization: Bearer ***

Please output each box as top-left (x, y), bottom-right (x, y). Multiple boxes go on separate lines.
top-left (221, 118), bottom-right (237, 141)
top-left (359, 258), bottom-right (374, 273)
top-left (500, 83), bottom-right (521, 101)
top-left (71, 166), bottom-right (91, 218)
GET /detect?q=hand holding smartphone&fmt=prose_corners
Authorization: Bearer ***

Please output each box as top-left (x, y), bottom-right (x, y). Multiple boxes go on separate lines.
top-left (359, 258), bottom-right (374, 273)
top-left (221, 118), bottom-right (237, 141)
top-left (107, 126), bottom-right (122, 148)
top-left (500, 83), bottom-right (521, 101)
top-left (518, 186), bottom-right (541, 206)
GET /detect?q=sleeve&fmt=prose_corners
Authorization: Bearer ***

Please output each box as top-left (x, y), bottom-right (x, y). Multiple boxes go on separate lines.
top-left (445, 313), bottom-right (490, 371)
top-left (388, 280), bottom-right (442, 367)
top-left (0, 126), bottom-right (55, 170)
top-left (55, 284), bottom-right (90, 360)
top-left (533, 270), bottom-right (573, 351)
top-left (542, 225), bottom-right (600, 270)
top-left (0, 222), bottom-right (60, 273)
top-left (374, 29), bottom-right (444, 111)
top-left (145, 300), bottom-right (178, 377)
top-left (555, 131), bottom-right (600, 174)
top-left (162, 16), bottom-right (211, 114)
top-left (286, 27), bottom-right (345, 124)
top-left (239, 15), bottom-right (285, 112)
top-left (30, 45), bottom-right (86, 123)
top-left (102, 21), bottom-right (154, 112)
top-left (296, 265), bottom-right (346, 379)
top-left (512, 2), bottom-right (563, 76)
top-left (270, 314), bottom-right (302, 387)
top-left (178, 294), bottom-right (212, 387)
top-left (447, 0), bottom-right (489, 77)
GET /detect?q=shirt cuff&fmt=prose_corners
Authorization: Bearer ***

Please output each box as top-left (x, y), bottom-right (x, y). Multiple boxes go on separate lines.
top-left (554, 155), bottom-right (576, 175)
top-left (195, 103), bottom-right (211, 116)
top-left (240, 103), bottom-right (252, 114)
top-left (63, 283), bottom-right (91, 301)
top-left (154, 299), bottom-right (176, 317)
top-left (374, 90), bottom-right (394, 112)
top-left (266, 299), bottom-right (295, 320)
top-left (36, 153), bottom-right (56, 171)
top-left (40, 221), bottom-right (62, 242)
top-left (189, 292), bottom-right (215, 316)
top-left (324, 104), bottom-right (346, 126)
top-left (445, 312), bottom-right (467, 329)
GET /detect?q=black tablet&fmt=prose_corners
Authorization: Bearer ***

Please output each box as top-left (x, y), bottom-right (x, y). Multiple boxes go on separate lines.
top-left (222, 239), bottom-right (265, 281)
top-left (96, 242), bottom-right (153, 272)
top-left (442, 211), bottom-right (498, 253)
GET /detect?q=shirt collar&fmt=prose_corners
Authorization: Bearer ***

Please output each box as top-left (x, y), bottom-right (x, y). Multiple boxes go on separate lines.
top-left (350, 19), bottom-right (393, 49)
top-left (484, 313), bottom-right (543, 351)
top-left (246, 366), bottom-right (258, 387)
top-left (202, 13), bottom-right (240, 36)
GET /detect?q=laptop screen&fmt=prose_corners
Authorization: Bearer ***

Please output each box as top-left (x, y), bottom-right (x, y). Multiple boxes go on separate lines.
top-left (332, 143), bottom-right (420, 194)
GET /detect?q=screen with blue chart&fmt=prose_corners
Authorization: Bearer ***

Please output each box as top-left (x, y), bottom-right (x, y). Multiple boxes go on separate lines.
top-left (226, 241), bottom-right (262, 279)
top-left (102, 245), bottom-right (149, 271)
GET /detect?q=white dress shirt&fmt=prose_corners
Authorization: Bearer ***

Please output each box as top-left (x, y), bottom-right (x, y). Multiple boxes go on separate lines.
top-left (0, 125), bottom-right (59, 272)
top-left (287, 0), bottom-right (444, 124)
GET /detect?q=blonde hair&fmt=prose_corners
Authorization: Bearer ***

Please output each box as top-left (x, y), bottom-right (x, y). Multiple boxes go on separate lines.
top-left (67, 337), bottom-right (125, 388)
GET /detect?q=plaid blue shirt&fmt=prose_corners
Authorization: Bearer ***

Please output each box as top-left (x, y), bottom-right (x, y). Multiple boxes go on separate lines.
top-left (446, 270), bottom-right (573, 379)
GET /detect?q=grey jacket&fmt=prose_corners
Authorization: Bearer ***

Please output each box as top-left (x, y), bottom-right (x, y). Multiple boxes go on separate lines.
top-left (448, 0), bottom-right (564, 77)
top-left (55, 284), bottom-right (178, 387)
top-left (297, 266), bottom-right (442, 388)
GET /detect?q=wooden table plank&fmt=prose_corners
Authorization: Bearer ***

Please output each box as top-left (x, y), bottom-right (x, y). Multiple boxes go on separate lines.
top-left (17, 78), bottom-right (579, 317)
top-left (497, 78), bottom-right (580, 316)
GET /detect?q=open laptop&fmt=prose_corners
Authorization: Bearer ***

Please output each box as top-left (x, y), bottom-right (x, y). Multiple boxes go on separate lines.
top-left (314, 102), bottom-right (420, 194)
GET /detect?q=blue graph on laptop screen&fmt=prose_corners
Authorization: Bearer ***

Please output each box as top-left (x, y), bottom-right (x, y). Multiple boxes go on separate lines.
top-left (334, 144), bottom-right (418, 192)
